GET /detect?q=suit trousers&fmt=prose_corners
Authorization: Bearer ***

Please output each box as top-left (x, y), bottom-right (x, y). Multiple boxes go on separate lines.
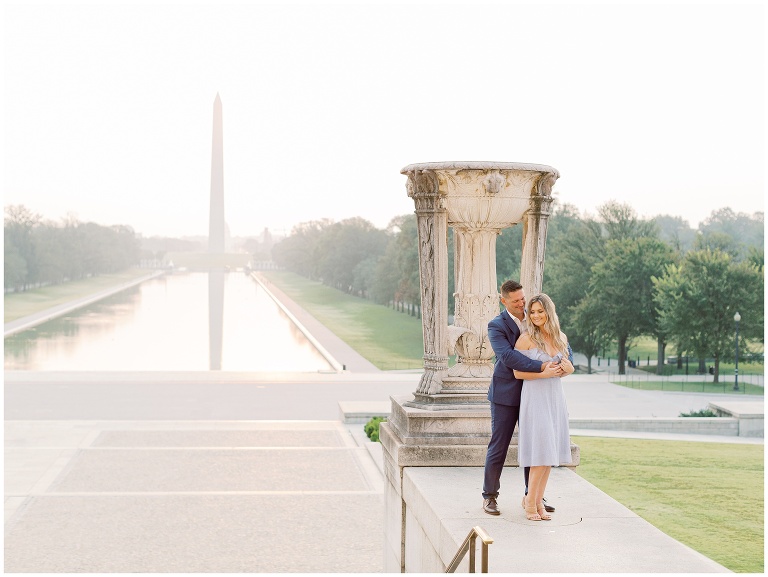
top-left (483, 401), bottom-right (531, 499)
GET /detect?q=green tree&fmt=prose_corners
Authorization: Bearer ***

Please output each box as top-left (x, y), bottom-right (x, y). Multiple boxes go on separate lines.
top-left (653, 249), bottom-right (764, 382)
top-left (4, 241), bottom-right (27, 291)
top-left (32, 221), bottom-right (68, 284)
top-left (272, 219), bottom-right (332, 279)
top-left (698, 208), bottom-right (764, 256)
top-left (370, 216), bottom-right (406, 305)
top-left (693, 230), bottom-right (741, 258)
top-left (315, 217), bottom-right (388, 293)
top-left (590, 236), bottom-right (674, 374)
top-left (495, 223), bottom-right (523, 288)
top-left (598, 200), bottom-right (658, 241)
top-left (4, 205), bottom-right (40, 288)
top-left (653, 214), bottom-right (696, 252)
top-left (351, 255), bottom-right (378, 299)
top-left (566, 293), bottom-right (610, 373)
top-left (391, 215), bottom-right (420, 314)
top-left (543, 205), bottom-right (605, 330)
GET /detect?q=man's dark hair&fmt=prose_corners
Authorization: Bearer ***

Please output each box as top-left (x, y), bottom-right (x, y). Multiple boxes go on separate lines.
top-left (500, 280), bottom-right (523, 296)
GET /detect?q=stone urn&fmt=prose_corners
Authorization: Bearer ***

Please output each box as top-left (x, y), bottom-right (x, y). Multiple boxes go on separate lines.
top-left (401, 161), bottom-right (559, 402)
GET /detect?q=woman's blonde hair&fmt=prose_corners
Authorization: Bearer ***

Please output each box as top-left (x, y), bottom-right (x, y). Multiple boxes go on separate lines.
top-left (525, 293), bottom-right (569, 356)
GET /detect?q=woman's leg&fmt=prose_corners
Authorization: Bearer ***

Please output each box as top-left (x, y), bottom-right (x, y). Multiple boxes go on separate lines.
top-left (525, 466), bottom-right (547, 519)
top-left (536, 467), bottom-right (552, 519)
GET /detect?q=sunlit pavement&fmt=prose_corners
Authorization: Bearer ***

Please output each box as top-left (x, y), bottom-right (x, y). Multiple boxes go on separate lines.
top-left (4, 418), bottom-right (384, 572)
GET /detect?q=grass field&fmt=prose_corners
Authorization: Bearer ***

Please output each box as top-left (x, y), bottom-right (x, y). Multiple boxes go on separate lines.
top-left (572, 436), bottom-right (764, 573)
top-left (262, 270), bottom-right (425, 369)
top-left (611, 376), bottom-right (764, 396)
top-left (639, 361), bottom-right (765, 377)
top-left (3, 268), bottom-right (152, 323)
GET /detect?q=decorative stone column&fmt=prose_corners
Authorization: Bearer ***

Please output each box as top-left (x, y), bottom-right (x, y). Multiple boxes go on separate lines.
top-left (520, 171), bottom-right (557, 295)
top-left (405, 169), bottom-right (449, 397)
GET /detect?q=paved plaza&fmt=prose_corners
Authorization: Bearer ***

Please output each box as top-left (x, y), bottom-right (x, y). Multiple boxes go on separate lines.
top-left (5, 418), bottom-right (385, 572)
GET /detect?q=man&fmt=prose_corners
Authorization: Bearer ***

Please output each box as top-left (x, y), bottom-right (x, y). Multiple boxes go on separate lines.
top-left (481, 280), bottom-right (573, 515)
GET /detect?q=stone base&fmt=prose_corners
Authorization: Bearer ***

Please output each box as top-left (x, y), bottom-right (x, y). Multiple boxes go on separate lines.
top-left (405, 376), bottom-right (491, 410)
top-left (406, 392), bottom-right (490, 410)
top-left (382, 394), bottom-right (580, 466)
top-left (388, 395), bottom-right (491, 449)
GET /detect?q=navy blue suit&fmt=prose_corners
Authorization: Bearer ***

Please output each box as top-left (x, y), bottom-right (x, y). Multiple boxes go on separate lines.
top-left (482, 311), bottom-right (574, 500)
top-left (482, 311), bottom-right (543, 499)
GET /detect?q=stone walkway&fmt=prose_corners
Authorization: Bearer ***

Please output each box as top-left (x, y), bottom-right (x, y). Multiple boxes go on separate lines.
top-left (5, 419), bottom-right (384, 572)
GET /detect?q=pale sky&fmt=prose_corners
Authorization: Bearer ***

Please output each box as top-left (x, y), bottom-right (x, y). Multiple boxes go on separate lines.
top-left (3, 1), bottom-right (765, 239)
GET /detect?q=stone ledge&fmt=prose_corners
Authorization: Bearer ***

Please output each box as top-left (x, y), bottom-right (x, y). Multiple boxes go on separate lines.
top-left (338, 401), bottom-right (391, 424)
top-left (709, 401), bottom-right (764, 437)
top-left (569, 417), bottom-right (739, 436)
top-left (708, 401), bottom-right (764, 418)
top-left (398, 467), bottom-right (729, 573)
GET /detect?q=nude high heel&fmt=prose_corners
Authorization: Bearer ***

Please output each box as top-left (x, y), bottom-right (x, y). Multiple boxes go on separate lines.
top-left (523, 497), bottom-right (541, 521)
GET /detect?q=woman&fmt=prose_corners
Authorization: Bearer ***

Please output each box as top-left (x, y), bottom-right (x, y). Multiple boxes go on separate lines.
top-left (513, 293), bottom-right (574, 521)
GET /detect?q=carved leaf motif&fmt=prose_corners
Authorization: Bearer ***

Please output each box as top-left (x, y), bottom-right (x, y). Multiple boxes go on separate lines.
top-left (408, 170), bottom-right (439, 198)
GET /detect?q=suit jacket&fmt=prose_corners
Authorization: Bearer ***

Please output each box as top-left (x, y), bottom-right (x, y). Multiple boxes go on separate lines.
top-left (487, 311), bottom-right (544, 406)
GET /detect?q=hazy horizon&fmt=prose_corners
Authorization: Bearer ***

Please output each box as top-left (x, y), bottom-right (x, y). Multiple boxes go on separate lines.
top-left (4, 3), bottom-right (764, 238)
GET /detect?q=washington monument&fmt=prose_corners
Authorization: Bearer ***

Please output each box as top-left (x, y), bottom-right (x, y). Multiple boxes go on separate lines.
top-left (208, 93), bottom-right (225, 253)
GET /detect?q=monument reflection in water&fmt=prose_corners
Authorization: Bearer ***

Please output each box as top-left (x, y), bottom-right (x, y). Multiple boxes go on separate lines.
top-left (3, 272), bottom-right (333, 372)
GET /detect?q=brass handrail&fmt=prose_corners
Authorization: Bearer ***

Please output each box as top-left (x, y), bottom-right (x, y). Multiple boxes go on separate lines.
top-left (445, 526), bottom-right (493, 573)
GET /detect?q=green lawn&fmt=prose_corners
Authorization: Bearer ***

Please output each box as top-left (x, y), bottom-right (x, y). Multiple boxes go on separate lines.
top-left (611, 377), bottom-right (764, 396)
top-left (4, 268), bottom-right (153, 323)
top-left (572, 436), bottom-right (764, 573)
top-left (262, 271), bottom-right (425, 369)
top-left (639, 361), bottom-right (765, 377)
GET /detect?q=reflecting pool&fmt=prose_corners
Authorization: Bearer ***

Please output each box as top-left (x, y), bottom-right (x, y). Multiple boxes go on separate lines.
top-left (4, 272), bottom-right (333, 371)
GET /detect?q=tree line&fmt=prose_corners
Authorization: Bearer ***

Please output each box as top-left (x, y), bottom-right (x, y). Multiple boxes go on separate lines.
top-left (5, 200), bottom-right (763, 380)
top-left (4, 205), bottom-right (140, 292)
top-left (272, 203), bottom-right (764, 379)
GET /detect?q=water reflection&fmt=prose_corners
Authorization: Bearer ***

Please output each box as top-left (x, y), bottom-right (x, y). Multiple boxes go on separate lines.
top-left (4, 272), bottom-right (333, 372)
top-left (209, 270), bottom-right (224, 370)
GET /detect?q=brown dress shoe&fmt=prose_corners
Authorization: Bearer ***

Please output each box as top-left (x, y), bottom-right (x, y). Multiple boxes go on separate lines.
top-left (483, 498), bottom-right (500, 515)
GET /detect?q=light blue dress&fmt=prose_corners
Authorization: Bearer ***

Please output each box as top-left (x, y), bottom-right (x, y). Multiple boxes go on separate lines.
top-left (517, 348), bottom-right (573, 467)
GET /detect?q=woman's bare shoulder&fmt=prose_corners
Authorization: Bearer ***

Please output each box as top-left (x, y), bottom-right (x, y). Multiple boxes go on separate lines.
top-left (515, 333), bottom-right (534, 350)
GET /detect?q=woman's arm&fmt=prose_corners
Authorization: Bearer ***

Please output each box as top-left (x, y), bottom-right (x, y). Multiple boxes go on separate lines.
top-left (514, 364), bottom-right (561, 380)
top-left (513, 335), bottom-right (557, 379)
